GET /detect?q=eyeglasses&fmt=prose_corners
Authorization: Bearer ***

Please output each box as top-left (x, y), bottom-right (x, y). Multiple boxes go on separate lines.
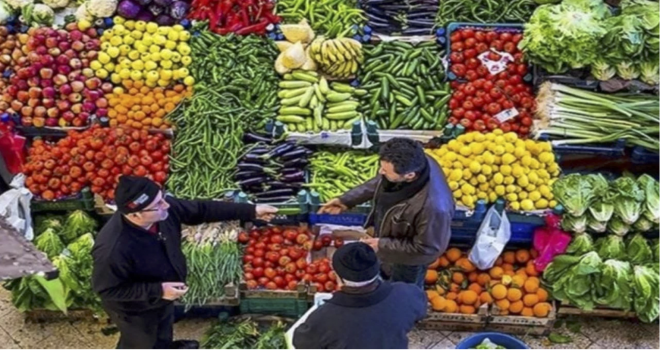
top-left (139, 191), bottom-right (168, 212)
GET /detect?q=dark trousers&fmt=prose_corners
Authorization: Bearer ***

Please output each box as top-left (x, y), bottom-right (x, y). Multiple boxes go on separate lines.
top-left (389, 264), bottom-right (427, 289)
top-left (107, 304), bottom-right (174, 349)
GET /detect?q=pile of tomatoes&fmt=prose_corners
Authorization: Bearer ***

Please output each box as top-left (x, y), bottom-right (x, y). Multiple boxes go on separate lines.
top-left (238, 226), bottom-right (342, 293)
top-left (23, 125), bottom-right (170, 201)
top-left (447, 28), bottom-right (535, 136)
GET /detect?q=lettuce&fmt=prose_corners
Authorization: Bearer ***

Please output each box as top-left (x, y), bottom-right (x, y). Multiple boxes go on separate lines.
top-left (609, 177), bottom-right (645, 225)
top-left (627, 234), bottom-right (653, 265)
top-left (591, 60), bottom-right (617, 81)
top-left (638, 60), bottom-right (659, 85)
top-left (549, 251), bottom-right (602, 310)
top-left (587, 216), bottom-right (608, 233)
top-left (616, 61), bottom-right (641, 80)
top-left (553, 174), bottom-right (602, 217)
top-left (595, 235), bottom-right (627, 260)
top-left (34, 228), bottom-right (65, 260)
top-left (567, 233), bottom-right (594, 255)
top-left (562, 214), bottom-right (588, 234)
top-left (653, 239), bottom-right (659, 263)
top-left (61, 210), bottom-right (97, 244)
top-left (595, 259), bottom-right (633, 311)
top-left (632, 265), bottom-right (659, 323)
top-left (633, 217), bottom-right (653, 232)
top-left (608, 215), bottom-right (631, 236)
top-left (637, 174), bottom-right (659, 224)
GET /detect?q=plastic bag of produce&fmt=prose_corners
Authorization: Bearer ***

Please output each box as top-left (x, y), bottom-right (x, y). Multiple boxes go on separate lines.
top-left (281, 42), bottom-right (306, 70)
top-left (468, 206), bottom-right (511, 270)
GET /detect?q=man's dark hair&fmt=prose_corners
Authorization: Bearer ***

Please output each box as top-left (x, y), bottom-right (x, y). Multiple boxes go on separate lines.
top-left (379, 138), bottom-right (426, 175)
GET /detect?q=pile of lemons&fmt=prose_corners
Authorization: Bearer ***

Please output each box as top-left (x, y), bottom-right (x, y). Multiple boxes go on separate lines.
top-left (93, 16), bottom-right (194, 88)
top-left (426, 129), bottom-right (561, 211)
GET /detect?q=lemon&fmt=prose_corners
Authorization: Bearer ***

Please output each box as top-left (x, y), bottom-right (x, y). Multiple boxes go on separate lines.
top-left (482, 151), bottom-right (495, 165)
top-left (449, 181), bottom-right (459, 190)
top-left (146, 80), bottom-right (157, 88)
top-left (470, 142), bottom-right (485, 155)
top-left (495, 185), bottom-right (506, 196)
top-left (119, 69), bottom-right (131, 79)
top-left (538, 169), bottom-right (550, 179)
top-left (161, 60), bottom-right (173, 69)
top-left (95, 68), bottom-right (108, 79)
top-left (135, 43), bottom-right (148, 53)
top-left (123, 35), bottom-right (135, 45)
top-left (493, 129), bottom-right (503, 135)
top-left (157, 79), bottom-right (169, 87)
top-left (526, 184), bottom-right (537, 192)
top-left (477, 191), bottom-right (488, 199)
top-left (449, 169), bottom-right (462, 181)
top-left (482, 165), bottom-right (492, 176)
top-left (504, 176), bottom-right (515, 185)
top-left (493, 173), bottom-right (504, 185)
top-left (528, 191), bottom-right (542, 202)
top-left (128, 50), bottom-right (140, 60)
top-left (493, 145), bottom-right (505, 155)
top-left (447, 139), bottom-right (460, 151)
top-left (146, 71), bottom-right (159, 82)
top-left (176, 67), bottom-right (189, 77)
top-left (124, 20), bottom-right (135, 30)
top-left (474, 133), bottom-right (486, 142)
top-left (130, 60), bottom-right (144, 70)
top-left (112, 86), bottom-right (124, 94)
top-left (500, 165), bottom-right (512, 176)
top-left (150, 52), bottom-right (161, 61)
top-left (528, 171), bottom-right (539, 185)
top-left (539, 185), bottom-right (551, 198)
top-left (167, 31), bottom-right (179, 41)
top-left (461, 157), bottom-right (472, 168)
top-left (165, 40), bottom-right (177, 50)
top-left (525, 139), bottom-right (539, 155)
top-left (506, 193), bottom-right (518, 202)
top-left (110, 36), bottom-right (123, 46)
top-left (119, 44), bottom-right (131, 55)
top-left (469, 178), bottom-right (478, 186)
top-left (101, 42), bottom-right (112, 51)
top-left (142, 61), bottom-right (156, 71)
top-left (149, 45), bottom-right (161, 54)
top-left (488, 192), bottom-right (498, 203)
top-left (453, 161), bottom-right (463, 170)
top-left (512, 165), bottom-right (524, 178)
top-left (130, 70), bottom-right (143, 80)
top-left (131, 30), bottom-right (143, 40)
top-left (113, 24), bottom-right (126, 34)
top-left (535, 199), bottom-right (549, 209)
top-left (453, 190), bottom-right (463, 199)
top-left (134, 21), bottom-right (147, 31)
top-left (519, 192), bottom-right (528, 200)
top-left (154, 35), bottom-right (167, 46)
top-left (504, 132), bottom-right (518, 143)
top-left (520, 199), bottom-right (535, 211)
top-left (183, 75), bottom-right (195, 87)
top-left (549, 200), bottom-right (558, 208)
top-left (104, 62), bottom-right (116, 72)
top-left (461, 184), bottom-right (475, 195)
top-left (492, 165), bottom-right (499, 172)
top-left (459, 146), bottom-right (472, 156)
top-left (485, 133), bottom-right (496, 141)
top-left (110, 73), bottom-right (122, 84)
top-left (506, 185), bottom-right (516, 193)
top-left (510, 201), bottom-right (520, 211)
top-left (469, 161), bottom-right (481, 174)
top-left (146, 22), bottom-right (158, 33)
top-left (501, 153), bottom-right (516, 165)
top-left (479, 183), bottom-right (489, 191)
top-left (160, 49), bottom-right (173, 60)
top-left (90, 60), bottom-right (102, 70)
top-left (157, 26), bottom-right (170, 36)
top-left (142, 35), bottom-right (153, 46)
top-left (462, 169), bottom-right (473, 180)
top-left (514, 147), bottom-right (526, 158)
top-left (113, 16), bottom-right (125, 24)
top-left (443, 151), bottom-right (458, 162)
top-left (517, 175), bottom-right (529, 187)
top-left (177, 43), bottom-right (191, 56)
top-left (504, 143), bottom-right (515, 154)
top-left (178, 31), bottom-right (191, 42)
top-left (539, 152), bottom-right (555, 164)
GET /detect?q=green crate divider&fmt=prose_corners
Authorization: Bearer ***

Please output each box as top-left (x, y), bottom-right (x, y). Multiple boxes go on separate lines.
top-left (31, 187), bottom-right (95, 213)
top-left (239, 297), bottom-right (310, 318)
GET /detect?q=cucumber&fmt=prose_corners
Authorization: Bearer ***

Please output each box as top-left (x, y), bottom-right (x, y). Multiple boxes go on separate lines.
top-left (327, 104), bottom-right (358, 114)
top-left (280, 107), bottom-right (312, 116)
top-left (279, 81), bottom-right (312, 89)
top-left (281, 94), bottom-right (305, 106)
top-left (277, 115), bottom-right (306, 123)
top-left (326, 92), bottom-right (352, 103)
top-left (330, 82), bottom-right (354, 93)
top-left (292, 71), bottom-right (319, 83)
top-left (298, 87), bottom-right (315, 108)
top-left (326, 111), bottom-right (359, 120)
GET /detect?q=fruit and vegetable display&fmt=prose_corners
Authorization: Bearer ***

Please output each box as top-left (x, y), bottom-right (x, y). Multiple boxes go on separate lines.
top-left (23, 126), bottom-right (170, 201)
top-left (358, 40), bottom-right (448, 130)
top-left (435, 0), bottom-right (536, 27)
top-left (3, 211), bottom-right (102, 314)
top-left (359, 0), bottom-right (439, 36)
top-left (447, 27), bottom-right (535, 136)
top-left (426, 129), bottom-right (560, 210)
top-left (520, 0), bottom-right (658, 84)
top-left (543, 235), bottom-right (658, 322)
top-left (201, 319), bottom-right (287, 349)
top-left (553, 173), bottom-right (659, 235)
top-left (308, 36), bottom-right (364, 79)
top-left (306, 149), bottom-right (379, 202)
top-left (236, 138), bottom-right (310, 203)
top-left (181, 221), bottom-right (243, 307)
top-left (425, 247), bottom-right (554, 318)
top-left (276, 0), bottom-right (365, 38)
top-left (276, 73), bottom-right (365, 132)
top-left (187, 0), bottom-right (280, 35)
top-left (106, 83), bottom-right (191, 129)
top-left (533, 83), bottom-right (659, 152)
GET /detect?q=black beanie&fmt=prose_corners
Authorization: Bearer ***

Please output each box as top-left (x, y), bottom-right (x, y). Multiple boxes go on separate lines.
top-left (115, 176), bottom-right (161, 214)
top-left (332, 242), bottom-right (380, 283)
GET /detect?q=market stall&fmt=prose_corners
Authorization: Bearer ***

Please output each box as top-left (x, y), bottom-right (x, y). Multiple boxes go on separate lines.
top-left (0, 0), bottom-right (658, 347)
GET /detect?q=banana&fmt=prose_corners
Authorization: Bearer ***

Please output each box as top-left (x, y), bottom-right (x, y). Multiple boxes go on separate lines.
top-left (333, 39), bottom-right (353, 62)
top-left (326, 40), bottom-right (344, 63)
top-left (321, 41), bottom-right (337, 62)
top-left (310, 38), bottom-right (323, 54)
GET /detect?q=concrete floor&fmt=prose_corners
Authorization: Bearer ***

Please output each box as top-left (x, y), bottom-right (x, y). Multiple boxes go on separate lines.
top-left (0, 288), bottom-right (657, 349)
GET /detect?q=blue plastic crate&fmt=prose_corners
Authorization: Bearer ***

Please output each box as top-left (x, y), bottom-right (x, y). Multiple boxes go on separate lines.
top-left (538, 135), bottom-right (626, 157)
top-left (631, 146), bottom-right (659, 164)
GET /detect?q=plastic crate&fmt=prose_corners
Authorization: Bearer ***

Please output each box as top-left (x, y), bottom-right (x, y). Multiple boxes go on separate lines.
top-left (508, 212), bottom-right (545, 245)
top-left (233, 190), bottom-right (309, 224)
top-left (267, 120), bottom-right (365, 148)
top-left (308, 190), bottom-right (372, 226)
top-left (364, 121), bottom-right (446, 149)
top-left (445, 23), bottom-right (532, 83)
top-left (532, 65), bottom-right (659, 93)
top-left (31, 187), bottom-right (95, 212)
top-left (239, 297), bottom-right (310, 318)
top-left (631, 146), bottom-right (659, 164)
top-left (539, 135), bottom-right (626, 157)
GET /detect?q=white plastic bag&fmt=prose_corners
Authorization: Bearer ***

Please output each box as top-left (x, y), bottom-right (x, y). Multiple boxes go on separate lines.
top-left (468, 206), bottom-right (511, 270)
top-left (0, 174), bottom-right (34, 240)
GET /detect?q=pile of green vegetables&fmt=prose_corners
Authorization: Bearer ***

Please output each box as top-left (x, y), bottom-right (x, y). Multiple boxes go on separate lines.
top-left (358, 41), bottom-right (448, 130)
top-left (276, 0), bottom-right (365, 38)
top-left (553, 173), bottom-right (659, 235)
top-left (201, 319), bottom-right (287, 349)
top-left (435, 0), bottom-right (537, 27)
top-left (181, 222), bottom-right (243, 308)
top-left (306, 150), bottom-right (379, 202)
top-left (3, 211), bottom-right (101, 314)
top-left (543, 234), bottom-right (659, 322)
top-left (534, 83), bottom-right (659, 152)
top-left (167, 30), bottom-right (280, 199)
top-left (520, 0), bottom-right (659, 84)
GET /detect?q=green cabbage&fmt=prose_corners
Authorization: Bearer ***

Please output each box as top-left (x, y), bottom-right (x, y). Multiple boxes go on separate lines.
top-left (553, 174), bottom-right (602, 217)
top-left (627, 234), bottom-right (653, 265)
top-left (562, 214), bottom-right (588, 234)
top-left (595, 259), bottom-right (633, 311)
top-left (34, 228), bottom-right (65, 260)
top-left (609, 177), bottom-right (645, 225)
top-left (608, 216), bottom-right (631, 236)
top-left (34, 214), bottom-right (65, 236)
top-left (567, 233), bottom-right (594, 255)
top-left (637, 174), bottom-right (659, 224)
top-left (61, 210), bottom-right (97, 244)
top-left (595, 235), bottom-right (627, 260)
top-left (653, 239), bottom-right (659, 262)
top-left (632, 265), bottom-right (659, 323)
top-left (589, 197), bottom-right (614, 223)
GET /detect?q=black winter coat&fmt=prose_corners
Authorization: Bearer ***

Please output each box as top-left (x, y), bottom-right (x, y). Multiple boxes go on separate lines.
top-left (292, 281), bottom-right (427, 349)
top-left (91, 196), bottom-right (255, 314)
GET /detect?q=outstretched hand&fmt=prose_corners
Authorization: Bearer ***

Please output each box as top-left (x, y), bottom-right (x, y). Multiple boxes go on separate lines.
top-left (318, 198), bottom-right (348, 214)
top-left (256, 204), bottom-right (278, 221)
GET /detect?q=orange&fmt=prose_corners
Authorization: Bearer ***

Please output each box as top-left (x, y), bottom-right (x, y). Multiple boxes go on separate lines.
top-left (490, 266), bottom-right (504, 279)
top-left (502, 251), bottom-right (516, 264)
top-left (444, 300), bottom-right (458, 313)
top-left (511, 275), bottom-right (526, 288)
top-left (446, 292), bottom-right (458, 301)
top-left (495, 299), bottom-right (510, 312)
top-left (462, 290), bottom-right (478, 305)
top-left (480, 291), bottom-right (493, 304)
top-left (468, 283), bottom-right (482, 295)
top-left (477, 273), bottom-right (491, 287)
top-left (449, 283), bottom-right (461, 293)
top-left (428, 258), bottom-right (440, 270)
top-left (521, 307), bottom-right (534, 317)
top-left (533, 302), bottom-right (552, 317)
top-left (523, 294), bottom-right (539, 307)
top-left (425, 270), bottom-right (438, 284)
top-left (468, 272), bottom-right (479, 283)
top-left (516, 269), bottom-right (528, 278)
top-left (501, 263), bottom-right (515, 272)
top-left (456, 258), bottom-right (476, 273)
top-left (460, 305), bottom-right (476, 314)
top-left (530, 248), bottom-right (539, 259)
top-left (516, 249), bottom-right (530, 264)
top-left (495, 257), bottom-right (503, 266)
top-left (452, 272), bottom-right (465, 284)
top-left (431, 296), bottom-right (447, 311)
top-left (524, 277), bottom-right (540, 293)
top-left (509, 300), bottom-right (524, 314)
top-left (438, 256), bottom-right (450, 267)
top-left (526, 261), bottom-right (539, 277)
top-left (537, 288), bottom-right (548, 302)
top-left (507, 288), bottom-right (522, 302)
top-left (426, 290), bottom-right (440, 301)
top-left (491, 284), bottom-right (507, 300)
top-left (436, 286), bottom-right (446, 296)
top-left (446, 248), bottom-right (462, 262)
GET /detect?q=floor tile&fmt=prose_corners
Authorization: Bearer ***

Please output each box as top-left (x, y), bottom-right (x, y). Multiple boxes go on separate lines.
top-left (428, 337), bottom-right (456, 349)
top-left (523, 321), bottom-right (592, 350)
top-left (70, 319), bottom-right (118, 349)
top-left (408, 329), bottom-right (447, 349)
top-left (0, 327), bottom-right (20, 349)
top-left (173, 319), bottom-right (213, 342)
top-left (445, 332), bottom-right (475, 346)
top-left (579, 318), bottom-right (659, 349)
top-left (0, 310), bottom-right (54, 348)
top-left (0, 288), bottom-right (14, 318)
top-left (35, 333), bottom-right (92, 349)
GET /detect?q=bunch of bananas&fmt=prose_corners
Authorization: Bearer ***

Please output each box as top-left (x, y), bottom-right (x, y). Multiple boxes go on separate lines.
top-left (309, 36), bottom-right (363, 78)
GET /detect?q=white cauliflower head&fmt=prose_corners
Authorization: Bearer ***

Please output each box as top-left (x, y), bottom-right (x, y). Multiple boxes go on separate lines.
top-left (84, 0), bottom-right (117, 18)
top-left (74, 2), bottom-right (93, 21)
top-left (5, 0), bottom-right (32, 10)
top-left (42, 0), bottom-right (69, 9)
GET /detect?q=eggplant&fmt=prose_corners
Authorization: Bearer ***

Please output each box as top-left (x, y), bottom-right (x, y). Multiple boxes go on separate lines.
top-left (243, 153), bottom-right (268, 163)
top-left (364, 6), bottom-right (389, 17)
top-left (268, 181), bottom-right (304, 189)
top-left (407, 19), bottom-right (435, 28)
top-left (403, 27), bottom-right (433, 35)
top-left (362, 0), bottom-right (397, 4)
top-left (265, 142), bottom-right (295, 158)
top-left (281, 171), bottom-right (305, 183)
top-left (244, 132), bottom-right (272, 144)
top-left (238, 177), bottom-right (268, 187)
top-left (283, 158), bottom-right (309, 167)
top-left (246, 145), bottom-right (270, 155)
top-left (365, 12), bottom-right (393, 23)
top-left (235, 170), bottom-right (263, 180)
top-left (237, 162), bottom-right (267, 172)
top-left (280, 147), bottom-right (309, 161)
top-left (281, 167), bottom-right (305, 174)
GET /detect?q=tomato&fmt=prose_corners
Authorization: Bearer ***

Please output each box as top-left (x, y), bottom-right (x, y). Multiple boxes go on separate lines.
top-left (450, 32), bottom-right (462, 43)
top-left (153, 171), bottom-right (167, 184)
top-left (449, 98), bottom-right (460, 110)
top-left (500, 122), bottom-right (512, 133)
top-left (306, 264), bottom-right (318, 274)
top-left (486, 103), bottom-right (502, 115)
top-left (473, 120), bottom-right (487, 132)
top-left (511, 123), bottom-right (520, 132)
top-left (450, 81), bottom-right (462, 90)
top-left (459, 118), bottom-right (472, 128)
top-left (287, 281), bottom-right (298, 290)
top-left (475, 42), bottom-right (489, 54)
top-left (499, 32), bottom-right (513, 42)
top-left (295, 269), bottom-right (305, 279)
top-left (516, 64), bottom-right (528, 76)
top-left (513, 53), bottom-right (524, 63)
top-left (450, 64), bottom-right (467, 77)
top-left (452, 108), bottom-right (465, 118)
top-left (266, 251), bottom-right (280, 263)
top-left (288, 247), bottom-right (303, 260)
top-left (463, 48), bottom-right (477, 59)
top-left (314, 273), bottom-right (329, 284)
top-left (296, 233), bottom-right (310, 244)
top-left (254, 248), bottom-right (266, 258)
top-left (464, 111), bottom-right (477, 121)
top-left (266, 282), bottom-right (278, 290)
top-left (269, 234), bottom-right (284, 244)
top-left (320, 235), bottom-right (333, 246)
top-left (133, 165), bottom-right (147, 177)
top-left (464, 38), bottom-right (476, 48)
top-left (464, 84), bottom-right (476, 96)
top-left (318, 263), bottom-right (331, 274)
top-left (519, 126), bottom-right (530, 135)
top-left (255, 241), bottom-right (266, 249)
top-left (279, 256), bottom-right (292, 267)
top-left (283, 229), bottom-right (298, 241)
top-left (465, 58), bottom-right (480, 70)
top-left (466, 69), bottom-right (479, 81)
top-left (264, 267), bottom-right (277, 279)
top-left (128, 142), bottom-right (141, 153)
top-left (461, 29), bottom-right (475, 39)
top-left (521, 97), bottom-right (534, 109)
top-left (312, 240), bottom-right (324, 251)
top-left (474, 31), bottom-right (486, 42)
top-left (462, 101), bottom-right (475, 111)
top-left (258, 277), bottom-right (269, 286)
top-left (273, 276), bottom-right (286, 288)
top-left (502, 100), bottom-right (515, 110)
top-left (508, 75), bottom-right (523, 85)
top-left (488, 52), bottom-right (502, 62)
top-left (324, 281), bottom-right (337, 292)
top-left (486, 31), bottom-right (498, 42)
top-left (453, 90), bottom-right (466, 101)
top-left (314, 283), bottom-right (325, 293)
top-left (246, 280), bottom-right (258, 290)
top-left (334, 238), bottom-right (344, 248)
top-left (303, 273), bottom-right (313, 283)
top-left (503, 42), bottom-right (516, 53)
top-left (450, 42), bottom-right (464, 52)
top-left (253, 257), bottom-right (265, 268)
top-left (252, 267), bottom-right (264, 278)
top-left (512, 34), bottom-right (523, 44)
top-left (449, 52), bottom-right (464, 63)
top-left (472, 97), bottom-right (485, 108)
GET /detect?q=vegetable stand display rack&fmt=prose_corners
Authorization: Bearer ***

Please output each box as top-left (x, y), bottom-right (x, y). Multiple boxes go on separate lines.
top-left (238, 281), bottom-right (311, 319)
top-left (486, 301), bottom-right (557, 336)
top-left (418, 304), bottom-right (489, 332)
top-left (556, 301), bottom-right (638, 319)
top-left (233, 190), bottom-right (309, 224)
top-left (31, 187), bottom-right (96, 213)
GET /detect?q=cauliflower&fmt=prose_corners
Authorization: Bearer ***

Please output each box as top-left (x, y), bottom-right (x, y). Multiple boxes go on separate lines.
top-left (42, 0), bottom-right (68, 9)
top-left (21, 3), bottom-right (54, 26)
top-left (5, 0), bottom-right (31, 10)
top-left (74, 2), bottom-right (93, 20)
top-left (84, 0), bottom-right (117, 17)
top-left (0, 0), bottom-right (14, 24)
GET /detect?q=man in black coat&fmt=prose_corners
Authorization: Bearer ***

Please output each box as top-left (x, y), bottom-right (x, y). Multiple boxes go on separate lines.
top-left (292, 242), bottom-right (427, 349)
top-left (92, 176), bottom-right (277, 349)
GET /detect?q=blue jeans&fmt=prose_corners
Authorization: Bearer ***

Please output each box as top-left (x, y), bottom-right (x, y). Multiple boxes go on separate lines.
top-left (389, 264), bottom-right (427, 289)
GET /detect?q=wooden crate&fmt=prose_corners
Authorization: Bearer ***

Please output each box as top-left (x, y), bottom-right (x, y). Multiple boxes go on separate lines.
top-left (486, 302), bottom-right (556, 336)
top-left (418, 304), bottom-right (488, 332)
top-left (557, 301), bottom-right (637, 319)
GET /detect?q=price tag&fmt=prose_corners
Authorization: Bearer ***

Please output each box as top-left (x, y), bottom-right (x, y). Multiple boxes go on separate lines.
top-left (320, 131), bottom-right (330, 139)
top-left (495, 108), bottom-right (519, 123)
top-left (477, 49), bottom-right (514, 75)
top-left (441, 55), bottom-right (450, 73)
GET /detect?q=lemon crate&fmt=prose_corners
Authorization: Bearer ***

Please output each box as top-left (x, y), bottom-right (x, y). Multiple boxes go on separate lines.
top-left (31, 187), bottom-right (96, 213)
top-left (486, 301), bottom-right (556, 336)
top-left (239, 281), bottom-right (311, 318)
top-left (419, 304), bottom-right (488, 332)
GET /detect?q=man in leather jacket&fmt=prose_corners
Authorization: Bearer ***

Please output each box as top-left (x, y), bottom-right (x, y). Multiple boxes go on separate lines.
top-left (319, 138), bottom-right (454, 287)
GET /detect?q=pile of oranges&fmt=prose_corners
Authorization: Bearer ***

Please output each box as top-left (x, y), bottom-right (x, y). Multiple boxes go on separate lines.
top-left (425, 248), bottom-right (553, 318)
top-left (106, 82), bottom-right (192, 129)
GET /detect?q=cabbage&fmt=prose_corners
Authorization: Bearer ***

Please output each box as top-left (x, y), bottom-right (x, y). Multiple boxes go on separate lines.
top-left (562, 214), bottom-right (588, 234)
top-left (589, 199), bottom-right (614, 223)
top-left (653, 239), bottom-right (659, 263)
top-left (61, 210), bottom-right (97, 244)
top-left (609, 177), bottom-right (645, 225)
top-left (595, 235), bottom-right (627, 260)
top-left (553, 174), bottom-right (602, 217)
top-left (608, 215), bottom-right (631, 236)
top-left (633, 217), bottom-right (653, 232)
top-left (34, 214), bottom-right (65, 236)
top-left (627, 233), bottom-right (653, 265)
top-left (632, 265), bottom-right (659, 323)
top-left (637, 174), bottom-right (659, 224)
top-left (34, 228), bottom-right (65, 260)
top-left (596, 259), bottom-right (633, 311)
top-left (567, 233), bottom-right (594, 255)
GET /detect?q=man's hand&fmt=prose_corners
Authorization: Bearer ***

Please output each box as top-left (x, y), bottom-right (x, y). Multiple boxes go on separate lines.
top-left (162, 282), bottom-right (188, 301)
top-left (256, 204), bottom-right (278, 221)
top-left (361, 238), bottom-right (380, 252)
top-left (318, 198), bottom-right (348, 214)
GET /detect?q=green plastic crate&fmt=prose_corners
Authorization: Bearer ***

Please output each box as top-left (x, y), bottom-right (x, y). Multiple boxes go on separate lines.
top-left (31, 187), bottom-right (95, 213)
top-left (239, 298), bottom-right (310, 318)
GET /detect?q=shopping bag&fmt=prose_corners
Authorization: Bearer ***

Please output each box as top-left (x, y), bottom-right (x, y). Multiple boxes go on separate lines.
top-left (468, 206), bottom-right (511, 270)
top-left (0, 174), bottom-right (34, 240)
top-left (0, 127), bottom-right (26, 175)
top-left (533, 213), bottom-right (571, 272)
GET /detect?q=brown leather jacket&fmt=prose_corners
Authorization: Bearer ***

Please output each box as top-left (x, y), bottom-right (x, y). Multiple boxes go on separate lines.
top-left (339, 156), bottom-right (455, 266)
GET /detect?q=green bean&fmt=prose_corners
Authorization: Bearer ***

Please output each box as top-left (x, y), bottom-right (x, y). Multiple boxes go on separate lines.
top-left (434, 0), bottom-right (537, 27)
top-left (276, 0), bottom-right (365, 37)
top-left (305, 150), bottom-right (379, 202)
